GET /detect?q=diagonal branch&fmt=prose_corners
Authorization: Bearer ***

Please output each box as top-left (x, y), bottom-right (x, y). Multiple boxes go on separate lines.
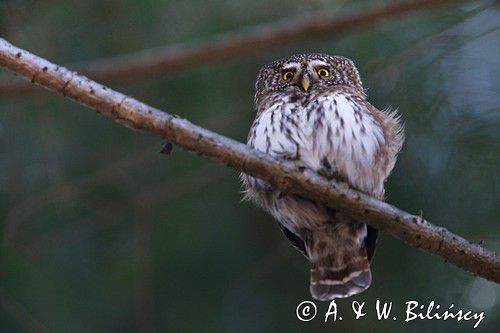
top-left (0, 0), bottom-right (463, 97)
top-left (0, 38), bottom-right (498, 283)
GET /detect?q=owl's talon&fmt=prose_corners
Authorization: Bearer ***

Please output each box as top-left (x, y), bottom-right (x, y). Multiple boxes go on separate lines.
top-left (319, 158), bottom-right (334, 178)
top-left (319, 158), bottom-right (345, 181)
top-left (294, 162), bottom-right (308, 173)
top-left (318, 169), bottom-right (337, 180)
top-left (280, 153), bottom-right (297, 161)
top-left (318, 169), bottom-right (329, 178)
top-left (319, 168), bottom-right (346, 183)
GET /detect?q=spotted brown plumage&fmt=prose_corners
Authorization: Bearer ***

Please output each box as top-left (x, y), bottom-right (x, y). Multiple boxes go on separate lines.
top-left (241, 53), bottom-right (404, 300)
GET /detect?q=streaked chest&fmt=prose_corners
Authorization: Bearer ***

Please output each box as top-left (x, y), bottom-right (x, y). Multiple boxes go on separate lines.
top-left (249, 92), bottom-right (385, 193)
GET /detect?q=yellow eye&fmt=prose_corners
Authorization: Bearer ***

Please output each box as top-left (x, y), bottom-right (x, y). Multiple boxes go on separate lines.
top-left (317, 68), bottom-right (330, 77)
top-left (282, 71), bottom-right (294, 81)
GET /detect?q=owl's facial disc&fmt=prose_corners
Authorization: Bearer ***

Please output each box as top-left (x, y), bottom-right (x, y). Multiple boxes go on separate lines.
top-left (254, 54), bottom-right (366, 108)
top-left (282, 59), bottom-right (333, 92)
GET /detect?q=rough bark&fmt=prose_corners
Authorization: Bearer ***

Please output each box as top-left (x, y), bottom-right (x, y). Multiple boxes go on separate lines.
top-left (0, 37), bottom-right (498, 283)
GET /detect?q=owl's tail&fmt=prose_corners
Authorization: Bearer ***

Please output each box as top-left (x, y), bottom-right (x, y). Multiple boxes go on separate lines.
top-left (308, 226), bottom-right (372, 301)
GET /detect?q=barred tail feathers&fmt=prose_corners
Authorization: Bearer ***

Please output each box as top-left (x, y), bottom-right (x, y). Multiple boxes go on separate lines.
top-left (308, 226), bottom-right (372, 301)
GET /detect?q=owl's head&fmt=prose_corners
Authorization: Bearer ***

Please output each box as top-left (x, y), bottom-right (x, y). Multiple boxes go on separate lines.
top-left (255, 53), bottom-right (365, 107)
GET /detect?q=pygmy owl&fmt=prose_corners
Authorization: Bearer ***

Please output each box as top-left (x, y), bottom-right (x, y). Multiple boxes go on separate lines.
top-left (242, 54), bottom-right (404, 300)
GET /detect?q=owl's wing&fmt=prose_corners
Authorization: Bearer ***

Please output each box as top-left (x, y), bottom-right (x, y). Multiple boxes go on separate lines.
top-left (277, 207), bottom-right (377, 261)
top-left (365, 102), bottom-right (405, 178)
top-left (277, 223), bottom-right (308, 258)
top-left (365, 225), bottom-right (378, 262)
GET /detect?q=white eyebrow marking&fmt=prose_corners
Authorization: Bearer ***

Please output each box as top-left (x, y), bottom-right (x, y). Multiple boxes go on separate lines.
top-left (308, 60), bottom-right (329, 68)
top-left (282, 62), bottom-right (300, 70)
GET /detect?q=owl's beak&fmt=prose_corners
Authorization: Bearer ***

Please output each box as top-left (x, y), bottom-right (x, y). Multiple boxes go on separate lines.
top-left (301, 77), bottom-right (310, 91)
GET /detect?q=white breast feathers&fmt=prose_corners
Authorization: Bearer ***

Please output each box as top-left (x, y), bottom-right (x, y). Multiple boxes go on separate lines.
top-left (249, 92), bottom-right (386, 196)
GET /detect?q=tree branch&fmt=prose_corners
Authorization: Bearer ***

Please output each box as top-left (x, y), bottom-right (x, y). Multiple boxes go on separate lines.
top-left (0, 0), bottom-right (462, 97)
top-left (1, 37), bottom-right (498, 283)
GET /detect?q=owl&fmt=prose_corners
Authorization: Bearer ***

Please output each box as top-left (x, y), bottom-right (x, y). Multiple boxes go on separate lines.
top-left (241, 54), bottom-right (404, 300)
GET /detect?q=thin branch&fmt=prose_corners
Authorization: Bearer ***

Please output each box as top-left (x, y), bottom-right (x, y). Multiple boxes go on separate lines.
top-left (0, 38), bottom-right (498, 283)
top-left (0, 0), bottom-right (463, 97)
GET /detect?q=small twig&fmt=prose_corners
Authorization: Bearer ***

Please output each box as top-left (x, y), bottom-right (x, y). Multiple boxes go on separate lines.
top-left (159, 139), bottom-right (173, 155)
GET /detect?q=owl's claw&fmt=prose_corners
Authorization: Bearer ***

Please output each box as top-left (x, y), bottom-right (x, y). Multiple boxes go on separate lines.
top-left (318, 169), bottom-right (330, 178)
top-left (319, 160), bottom-right (346, 182)
top-left (319, 158), bottom-right (336, 179)
top-left (294, 161), bottom-right (308, 173)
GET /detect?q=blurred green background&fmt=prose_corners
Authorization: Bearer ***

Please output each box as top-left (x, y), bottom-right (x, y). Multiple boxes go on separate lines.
top-left (0, 0), bottom-right (499, 332)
